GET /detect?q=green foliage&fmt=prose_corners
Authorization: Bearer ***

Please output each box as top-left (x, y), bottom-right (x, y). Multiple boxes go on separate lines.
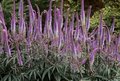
top-left (91, 0), bottom-right (120, 32)
top-left (1, 42), bottom-right (120, 81)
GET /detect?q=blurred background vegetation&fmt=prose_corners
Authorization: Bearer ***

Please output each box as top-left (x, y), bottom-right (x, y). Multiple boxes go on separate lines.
top-left (0, 0), bottom-right (120, 32)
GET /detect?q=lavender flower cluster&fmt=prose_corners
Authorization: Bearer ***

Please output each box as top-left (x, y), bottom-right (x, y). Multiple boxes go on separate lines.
top-left (0, 0), bottom-right (120, 69)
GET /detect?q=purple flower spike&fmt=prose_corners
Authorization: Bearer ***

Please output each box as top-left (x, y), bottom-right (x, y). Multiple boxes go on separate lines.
top-left (36, 5), bottom-right (42, 34)
top-left (101, 28), bottom-right (105, 48)
top-left (81, 58), bottom-right (87, 65)
top-left (98, 12), bottom-right (103, 40)
top-left (86, 6), bottom-right (92, 31)
top-left (18, 0), bottom-right (26, 35)
top-left (11, 0), bottom-right (16, 35)
top-left (73, 41), bottom-right (82, 58)
top-left (33, 13), bottom-right (38, 40)
top-left (105, 26), bottom-right (111, 45)
top-left (53, 7), bottom-right (58, 38)
top-left (64, 9), bottom-right (69, 41)
top-left (16, 43), bottom-right (23, 66)
top-left (110, 17), bottom-right (115, 33)
top-left (81, 0), bottom-right (85, 26)
top-left (27, 0), bottom-right (35, 21)
top-left (60, 0), bottom-right (63, 15)
top-left (27, 0), bottom-right (35, 36)
top-left (56, 7), bottom-right (63, 47)
top-left (0, 4), bottom-right (7, 30)
top-left (80, 0), bottom-right (87, 42)
top-left (60, 0), bottom-right (63, 29)
top-left (47, 0), bottom-right (53, 38)
top-left (2, 29), bottom-right (11, 57)
top-left (118, 33), bottom-right (120, 45)
top-left (74, 12), bottom-right (80, 41)
top-left (43, 10), bottom-right (48, 35)
top-left (89, 48), bottom-right (99, 67)
top-left (18, 0), bottom-right (24, 19)
top-left (70, 13), bottom-right (75, 36)
top-left (53, 8), bottom-right (62, 49)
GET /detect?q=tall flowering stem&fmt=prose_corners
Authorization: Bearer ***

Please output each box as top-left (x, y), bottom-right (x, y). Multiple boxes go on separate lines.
top-left (2, 29), bottom-right (11, 57)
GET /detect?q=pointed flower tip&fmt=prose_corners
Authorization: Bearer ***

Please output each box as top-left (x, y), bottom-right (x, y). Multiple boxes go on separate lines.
top-left (43, 10), bottom-right (47, 13)
top-left (81, 0), bottom-right (84, 4)
top-left (110, 17), bottom-right (115, 33)
top-left (2, 29), bottom-right (6, 32)
top-left (89, 5), bottom-right (92, 11)
top-left (89, 5), bottom-right (92, 8)
top-left (2, 29), bottom-right (8, 36)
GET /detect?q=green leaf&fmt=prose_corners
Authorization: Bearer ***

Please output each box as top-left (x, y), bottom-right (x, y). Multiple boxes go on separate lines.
top-left (8, 75), bottom-right (11, 81)
top-left (28, 70), bottom-right (34, 80)
top-left (63, 66), bottom-right (68, 75)
top-left (95, 75), bottom-right (109, 81)
top-left (2, 75), bottom-right (9, 81)
top-left (42, 66), bottom-right (53, 81)
top-left (54, 74), bottom-right (61, 81)
top-left (33, 70), bottom-right (37, 79)
top-left (48, 70), bottom-right (51, 80)
top-left (36, 70), bottom-right (41, 78)
top-left (12, 75), bottom-right (18, 81)
top-left (52, 67), bottom-right (56, 73)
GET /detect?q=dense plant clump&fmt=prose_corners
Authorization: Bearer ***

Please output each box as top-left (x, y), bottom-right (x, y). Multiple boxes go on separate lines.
top-left (0, 0), bottom-right (120, 81)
